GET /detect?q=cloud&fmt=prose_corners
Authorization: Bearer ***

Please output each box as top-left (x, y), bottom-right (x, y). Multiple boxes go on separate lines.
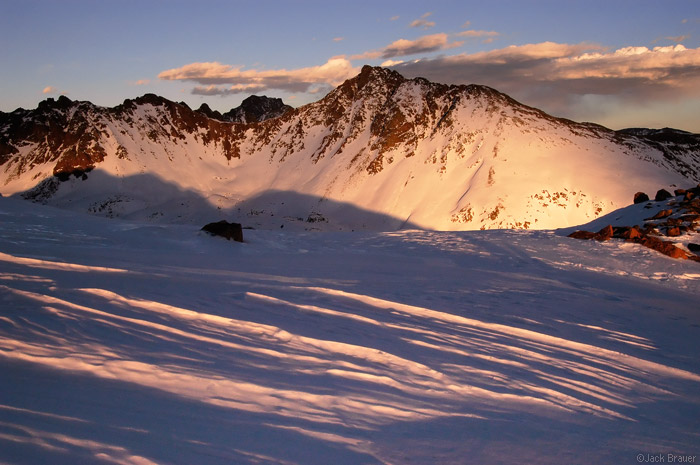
top-left (391, 42), bottom-right (700, 126)
top-left (131, 79), bottom-right (150, 86)
top-left (456, 30), bottom-right (500, 44)
top-left (381, 59), bottom-right (405, 67)
top-left (666, 35), bottom-right (690, 43)
top-left (390, 15), bottom-right (399, 21)
top-left (333, 37), bottom-right (344, 42)
top-left (192, 83), bottom-right (266, 96)
top-left (409, 19), bottom-right (436, 29)
top-left (349, 33), bottom-right (464, 61)
top-left (457, 30), bottom-right (500, 39)
top-left (159, 57), bottom-right (358, 95)
top-left (380, 33), bottom-right (463, 59)
top-left (42, 86), bottom-right (57, 94)
top-left (409, 12), bottom-right (435, 29)
top-left (350, 50), bottom-right (383, 60)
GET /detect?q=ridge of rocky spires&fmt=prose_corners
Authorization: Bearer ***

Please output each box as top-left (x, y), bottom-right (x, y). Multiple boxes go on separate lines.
top-left (193, 95), bottom-right (292, 124)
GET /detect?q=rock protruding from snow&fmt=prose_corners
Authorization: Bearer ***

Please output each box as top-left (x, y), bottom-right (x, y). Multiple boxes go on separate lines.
top-left (634, 192), bottom-right (650, 204)
top-left (201, 220), bottom-right (244, 242)
top-left (655, 189), bottom-right (673, 201)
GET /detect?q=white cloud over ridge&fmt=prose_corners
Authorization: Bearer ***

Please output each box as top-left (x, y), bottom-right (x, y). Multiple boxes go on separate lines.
top-left (350, 33), bottom-right (464, 61)
top-left (380, 33), bottom-right (463, 58)
top-left (159, 58), bottom-right (358, 96)
top-left (158, 33), bottom-right (463, 97)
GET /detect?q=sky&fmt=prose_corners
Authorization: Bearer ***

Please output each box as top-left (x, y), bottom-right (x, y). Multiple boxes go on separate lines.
top-left (1, 0), bottom-right (699, 131)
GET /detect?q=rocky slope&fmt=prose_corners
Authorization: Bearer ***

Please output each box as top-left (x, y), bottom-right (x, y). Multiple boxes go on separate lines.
top-left (1, 66), bottom-right (699, 230)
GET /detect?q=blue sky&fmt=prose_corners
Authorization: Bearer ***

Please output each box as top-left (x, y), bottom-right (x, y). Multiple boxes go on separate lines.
top-left (1, 0), bottom-right (699, 131)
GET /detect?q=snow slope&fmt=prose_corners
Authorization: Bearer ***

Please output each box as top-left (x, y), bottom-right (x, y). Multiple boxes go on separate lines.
top-left (1, 197), bottom-right (699, 464)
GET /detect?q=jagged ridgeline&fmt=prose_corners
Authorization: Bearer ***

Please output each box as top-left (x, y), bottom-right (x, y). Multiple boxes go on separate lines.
top-left (2, 66), bottom-right (699, 230)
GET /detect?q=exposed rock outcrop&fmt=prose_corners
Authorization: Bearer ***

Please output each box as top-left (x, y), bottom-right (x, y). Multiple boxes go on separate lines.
top-left (634, 192), bottom-right (650, 204)
top-left (201, 220), bottom-right (244, 242)
top-left (655, 189), bottom-right (673, 201)
top-left (569, 184), bottom-right (700, 261)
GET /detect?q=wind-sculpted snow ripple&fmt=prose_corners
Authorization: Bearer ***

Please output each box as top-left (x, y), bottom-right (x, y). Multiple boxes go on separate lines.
top-left (1, 197), bottom-right (700, 464)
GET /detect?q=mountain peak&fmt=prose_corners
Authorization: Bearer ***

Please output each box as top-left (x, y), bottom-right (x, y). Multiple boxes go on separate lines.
top-left (222, 95), bottom-right (292, 123)
top-left (350, 65), bottom-right (406, 93)
top-left (132, 93), bottom-right (172, 107)
top-left (195, 103), bottom-right (223, 120)
top-left (37, 95), bottom-right (74, 112)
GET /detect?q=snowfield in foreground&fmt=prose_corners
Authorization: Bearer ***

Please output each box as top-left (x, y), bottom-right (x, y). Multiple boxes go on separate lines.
top-left (1, 196), bottom-right (699, 464)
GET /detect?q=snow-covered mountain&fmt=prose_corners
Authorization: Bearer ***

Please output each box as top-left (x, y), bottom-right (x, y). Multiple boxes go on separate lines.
top-left (1, 66), bottom-right (699, 230)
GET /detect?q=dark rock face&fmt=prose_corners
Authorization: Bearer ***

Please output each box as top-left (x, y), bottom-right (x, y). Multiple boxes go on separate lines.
top-left (633, 192), bottom-right (650, 204)
top-left (201, 220), bottom-right (243, 242)
top-left (195, 103), bottom-right (224, 120)
top-left (21, 176), bottom-right (61, 203)
top-left (222, 95), bottom-right (293, 124)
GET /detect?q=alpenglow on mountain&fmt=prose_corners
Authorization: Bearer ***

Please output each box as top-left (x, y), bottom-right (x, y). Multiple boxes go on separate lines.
top-left (1, 66), bottom-right (699, 230)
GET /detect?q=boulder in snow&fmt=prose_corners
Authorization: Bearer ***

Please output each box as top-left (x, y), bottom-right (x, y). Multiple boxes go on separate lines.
top-left (201, 220), bottom-right (243, 242)
top-left (633, 192), bottom-right (650, 204)
top-left (654, 189), bottom-right (673, 201)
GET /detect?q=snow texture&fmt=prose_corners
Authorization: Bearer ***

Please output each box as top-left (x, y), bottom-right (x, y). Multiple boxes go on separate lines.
top-left (1, 196), bottom-right (699, 464)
